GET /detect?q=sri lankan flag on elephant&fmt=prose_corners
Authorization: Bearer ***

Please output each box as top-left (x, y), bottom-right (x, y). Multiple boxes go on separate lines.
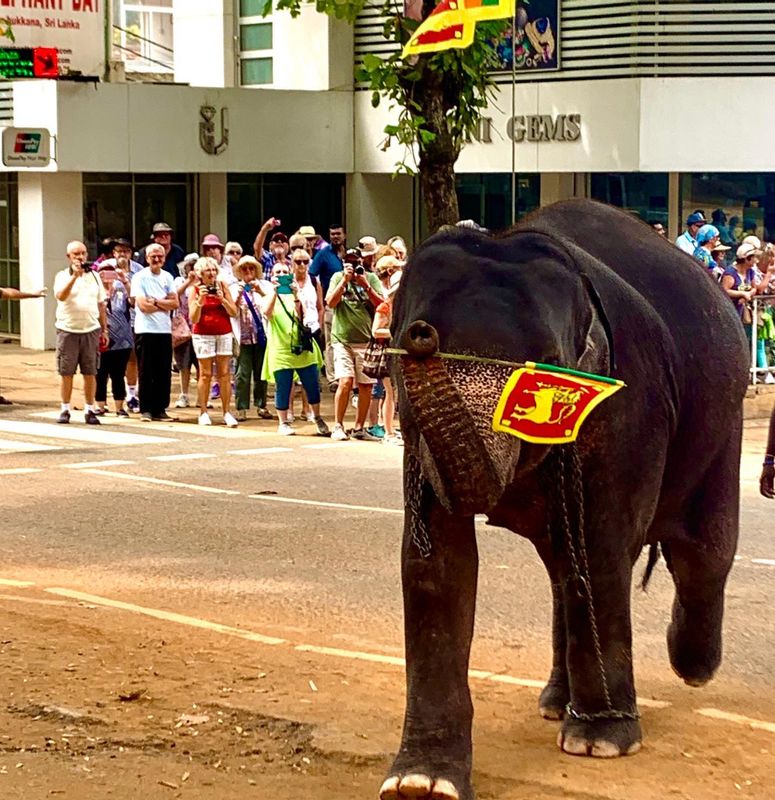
top-left (492, 363), bottom-right (625, 444)
top-left (402, 0), bottom-right (515, 58)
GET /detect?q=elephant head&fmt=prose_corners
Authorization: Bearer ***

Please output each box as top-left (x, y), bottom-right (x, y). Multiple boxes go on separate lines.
top-left (392, 228), bottom-right (613, 517)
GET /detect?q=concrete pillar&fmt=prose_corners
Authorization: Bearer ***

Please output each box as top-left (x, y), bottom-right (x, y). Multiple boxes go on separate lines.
top-left (346, 173), bottom-right (414, 247)
top-left (18, 172), bottom-right (83, 351)
top-left (668, 172), bottom-right (680, 241)
top-left (197, 173), bottom-right (228, 245)
top-left (540, 173), bottom-right (587, 207)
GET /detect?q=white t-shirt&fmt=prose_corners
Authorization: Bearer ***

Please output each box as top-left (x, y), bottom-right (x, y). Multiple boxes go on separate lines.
top-left (54, 268), bottom-right (106, 334)
top-left (297, 276), bottom-right (320, 333)
top-left (131, 267), bottom-right (175, 334)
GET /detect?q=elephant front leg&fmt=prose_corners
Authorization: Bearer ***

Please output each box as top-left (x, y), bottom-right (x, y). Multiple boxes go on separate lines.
top-left (559, 563), bottom-right (642, 758)
top-left (539, 580), bottom-right (570, 720)
top-left (381, 497), bottom-right (478, 800)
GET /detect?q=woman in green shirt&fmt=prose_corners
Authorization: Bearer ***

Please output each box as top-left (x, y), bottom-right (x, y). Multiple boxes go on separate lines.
top-left (260, 262), bottom-right (330, 436)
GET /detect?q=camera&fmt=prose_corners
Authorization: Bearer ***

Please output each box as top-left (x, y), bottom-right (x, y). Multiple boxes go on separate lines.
top-left (81, 262), bottom-right (94, 272)
top-left (354, 266), bottom-right (365, 276)
top-left (206, 285), bottom-right (219, 295)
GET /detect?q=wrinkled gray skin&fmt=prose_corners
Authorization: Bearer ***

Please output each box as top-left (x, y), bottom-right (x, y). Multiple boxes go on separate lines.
top-left (380, 200), bottom-right (749, 800)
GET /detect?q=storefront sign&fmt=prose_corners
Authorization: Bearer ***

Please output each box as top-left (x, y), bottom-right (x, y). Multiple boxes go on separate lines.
top-left (0, 1), bottom-right (105, 77)
top-left (2, 127), bottom-right (51, 167)
top-left (473, 114), bottom-right (582, 144)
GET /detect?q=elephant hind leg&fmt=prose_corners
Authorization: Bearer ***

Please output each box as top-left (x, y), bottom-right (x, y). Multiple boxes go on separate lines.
top-left (665, 432), bottom-right (741, 687)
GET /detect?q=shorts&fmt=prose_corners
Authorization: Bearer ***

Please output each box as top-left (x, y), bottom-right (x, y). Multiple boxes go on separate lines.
top-left (56, 329), bottom-right (101, 377)
top-left (332, 342), bottom-right (375, 385)
top-left (173, 340), bottom-right (198, 371)
top-left (192, 333), bottom-right (233, 360)
top-left (371, 378), bottom-right (385, 400)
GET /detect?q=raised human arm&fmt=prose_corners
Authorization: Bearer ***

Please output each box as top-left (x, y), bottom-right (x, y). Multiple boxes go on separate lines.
top-left (325, 269), bottom-right (350, 309)
top-left (55, 270), bottom-right (80, 301)
top-left (253, 216), bottom-right (280, 259)
top-left (217, 280), bottom-right (238, 317)
top-left (761, 402), bottom-right (775, 498)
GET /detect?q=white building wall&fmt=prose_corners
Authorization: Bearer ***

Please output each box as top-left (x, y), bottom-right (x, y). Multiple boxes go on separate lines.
top-left (173, 0), bottom-right (235, 88)
top-left (18, 173), bottom-right (83, 351)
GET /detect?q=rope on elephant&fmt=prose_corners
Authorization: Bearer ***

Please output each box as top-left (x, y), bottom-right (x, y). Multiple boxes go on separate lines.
top-left (549, 444), bottom-right (641, 723)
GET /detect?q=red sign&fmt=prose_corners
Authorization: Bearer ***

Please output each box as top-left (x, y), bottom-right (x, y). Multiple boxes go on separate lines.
top-left (492, 364), bottom-right (624, 444)
top-left (33, 47), bottom-right (58, 78)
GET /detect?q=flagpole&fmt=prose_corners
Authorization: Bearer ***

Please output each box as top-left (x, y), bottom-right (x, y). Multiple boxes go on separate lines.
top-left (510, 1), bottom-right (517, 226)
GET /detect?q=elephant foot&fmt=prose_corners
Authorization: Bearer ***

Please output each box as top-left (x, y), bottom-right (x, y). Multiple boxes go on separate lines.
top-left (667, 618), bottom-right (720, 688)
top-left (539, 680), bottom-right (569, 720)
top-left (558, 716), bottom-right (642, 758)
top-left (379, 775), bottom-right (463, 800)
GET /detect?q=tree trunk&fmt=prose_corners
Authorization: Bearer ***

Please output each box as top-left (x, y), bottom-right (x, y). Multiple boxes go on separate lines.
top-left (419, 151), bottom-right (460, 234)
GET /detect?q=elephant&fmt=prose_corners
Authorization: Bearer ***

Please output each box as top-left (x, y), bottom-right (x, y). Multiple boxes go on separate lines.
top-left (380, 199), bottom-right (749, 800)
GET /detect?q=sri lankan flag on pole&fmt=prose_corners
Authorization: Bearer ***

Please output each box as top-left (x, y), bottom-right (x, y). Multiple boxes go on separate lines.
top-left (402, 0), bottom-right (516, 58)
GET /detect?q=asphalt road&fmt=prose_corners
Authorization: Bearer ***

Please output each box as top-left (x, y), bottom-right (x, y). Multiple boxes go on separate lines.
top-left (1, 404), bottom-right (773, 697)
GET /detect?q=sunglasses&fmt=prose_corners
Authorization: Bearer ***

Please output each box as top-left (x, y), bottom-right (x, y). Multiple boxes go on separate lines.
top-left (293, 258), bottom-right (310, 265)
top-left (227, 250), bottom-right (242, 256)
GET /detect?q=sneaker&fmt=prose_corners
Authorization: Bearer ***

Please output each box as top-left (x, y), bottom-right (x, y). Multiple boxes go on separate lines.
top-left (206, 400), bottom-right (214, 409)
top-left (330, 424), bottom-right (349, 441)
top-left (383, 434), bottom-right (404, 446)
top-left (305, 411), bottom-right (316, 422)
top-left (257, 407), bottom-right (273, 419)
top-left (94, 407), bottom-right (106, 416)
top-left (198, 412), bottom-right (212, 426)
top-left (352, 427), bottom-right (381, 442)
top-left (57, 409), bottom-right (71, 424)
top-left (314, 416), bottom-right (330, 436)
top-left (368, 424), bottom-right (386, 439)
top-left (117, 408), bottom-right (129, 418)
top-left (287, 412), bottom-right (295, 424)
top-left (210, 382), bottom-right (221, 400)
top-left (175, 393), bottom-right (189, 408)
top-left (127, 396), bottom-right (140, 413)
top-left (140, 411), bottom-right (153, 422)
top-left (236, 409), bottom-right (247, 421)
top-left (278, 422), bottom-right (296, 436)
top-left (85, 410), bottom-right (101, 425)
top-left (765, 372), bottom-right (775, 385)
top-left (152, 411), bottom-right (178, 422)
top-left (224, 412), bottom-right (239, 428)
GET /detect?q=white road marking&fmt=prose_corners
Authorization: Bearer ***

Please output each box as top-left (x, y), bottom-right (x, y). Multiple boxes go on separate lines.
top-left (228, 447), bottom-right (292, 455)
top-left (300, 443), bottom-right (348, 450)
top-left (9, 579), bottom-right (775, 731)
top-left (751, 558), bottom-right (775, 567)
top-left (0, 438), bottom-right (60, 453)
top-left (0, 578), bottom-right (36, 588)
top-left (0, 419), bottom-right (174, 446)
top-left (81, 469), bottom-right (241, 496)
top-left (0, 467), bottom-right (43, 475)
top-left (62, 460), bottom-right (135, 469)
top-left (0, 594), bottom-right (76, 607)
top-left (147, 453), bottom-right (217, 462)
top-left (249, 494), bottom-right (403, 515)
top-left (696, 707), bottom-right (775, 734)
top-left (44, 588), bottom-right (286, 646)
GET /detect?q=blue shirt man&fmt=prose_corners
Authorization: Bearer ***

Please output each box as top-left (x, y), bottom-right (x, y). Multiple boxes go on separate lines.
top-left (675, 211), bottom-right (708, 256)
top-left (310, 225), bottom-right (346, 296)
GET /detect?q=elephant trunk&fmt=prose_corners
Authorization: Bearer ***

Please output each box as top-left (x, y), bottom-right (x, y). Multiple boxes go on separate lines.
top-left (400, 353), bottom-right (507, 516)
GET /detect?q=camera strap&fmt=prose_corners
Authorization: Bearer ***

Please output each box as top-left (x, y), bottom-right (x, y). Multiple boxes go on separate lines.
top-left (243, 288), bottom-right (266, 344)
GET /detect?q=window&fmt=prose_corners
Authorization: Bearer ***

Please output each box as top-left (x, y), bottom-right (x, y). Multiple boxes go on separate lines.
top-left (455, 174), bottom-right (540, 232)
top-left (590, 173), bottom-right (668, 227)
top-left (112, 0), bottom-right (174, 74)
top-left (680, 173), bottom-right (775, 247)
top-left (239, 1), bottom-right (273, 86)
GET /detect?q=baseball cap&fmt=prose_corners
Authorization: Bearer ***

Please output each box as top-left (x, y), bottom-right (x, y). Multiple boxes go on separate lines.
top-left (736, 242), bottom-right (761, 260)
top-left (200, 233), bottom-right (224, 249)
top-left (741, 235), bottom-right (762, 250)
top-left (695, 224), bottom-right (719, 245)
top-left (358, 236), bottom-right (379, 256)
top-left (298, 225), bottom-right (317, 238)
top-left (685, 212), bottom-right (707, 226)
top-left (344, 248), bottom-right (362, 263)
top-left (152, 222), bottom-right (173, 234)
top-left (270, 232), bottom-right (289, 244)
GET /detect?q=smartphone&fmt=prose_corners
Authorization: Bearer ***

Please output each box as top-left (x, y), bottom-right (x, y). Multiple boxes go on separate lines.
top-left (276, 274), bottom-right (293, 295)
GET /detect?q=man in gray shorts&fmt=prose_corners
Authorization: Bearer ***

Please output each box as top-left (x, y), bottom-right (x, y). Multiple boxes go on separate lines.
top-left (53, 241), bottom-right (108, 424)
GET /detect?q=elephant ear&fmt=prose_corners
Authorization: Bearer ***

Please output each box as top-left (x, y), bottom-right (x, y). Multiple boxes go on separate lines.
top-left (578, 273), bottom-right (616, 375)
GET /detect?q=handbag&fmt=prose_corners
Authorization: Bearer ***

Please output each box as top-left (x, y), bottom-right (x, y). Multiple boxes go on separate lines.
top-left (278, 294), bottom-right (314, 355)
top-left (362, 337), bottom-right (390, 379)
top-left (171, 311), bottom-right (192, 349)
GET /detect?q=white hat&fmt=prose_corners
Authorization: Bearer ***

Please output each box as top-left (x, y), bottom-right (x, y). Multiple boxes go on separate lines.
top-left (736, 242), bottom-right (761, 260)
top-left (741, 235), bottom-right (762, 250)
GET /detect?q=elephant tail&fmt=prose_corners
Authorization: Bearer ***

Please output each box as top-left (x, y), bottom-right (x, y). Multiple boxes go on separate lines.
top-left (640, 543), bottom-right (661, 591)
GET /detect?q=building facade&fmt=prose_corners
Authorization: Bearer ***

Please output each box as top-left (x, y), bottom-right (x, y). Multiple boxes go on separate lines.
top-left (3, 1), bottom-right (775, 347)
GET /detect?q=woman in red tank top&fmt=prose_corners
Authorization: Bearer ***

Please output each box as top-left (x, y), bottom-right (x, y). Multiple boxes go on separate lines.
top-left (188, 257), bottom-right (238, 427)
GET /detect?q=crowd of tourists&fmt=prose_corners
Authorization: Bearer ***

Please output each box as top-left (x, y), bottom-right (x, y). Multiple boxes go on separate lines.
top-left (51, 220), bottom-right (407, 442)
top-left (667, 211), bottom-right (775, 381)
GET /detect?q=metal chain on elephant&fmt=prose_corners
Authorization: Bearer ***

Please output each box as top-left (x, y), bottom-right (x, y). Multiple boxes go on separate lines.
top-left (554, 444), bottom-right (640, 723)
top-left (405, 451), bottom-right (432, 559)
